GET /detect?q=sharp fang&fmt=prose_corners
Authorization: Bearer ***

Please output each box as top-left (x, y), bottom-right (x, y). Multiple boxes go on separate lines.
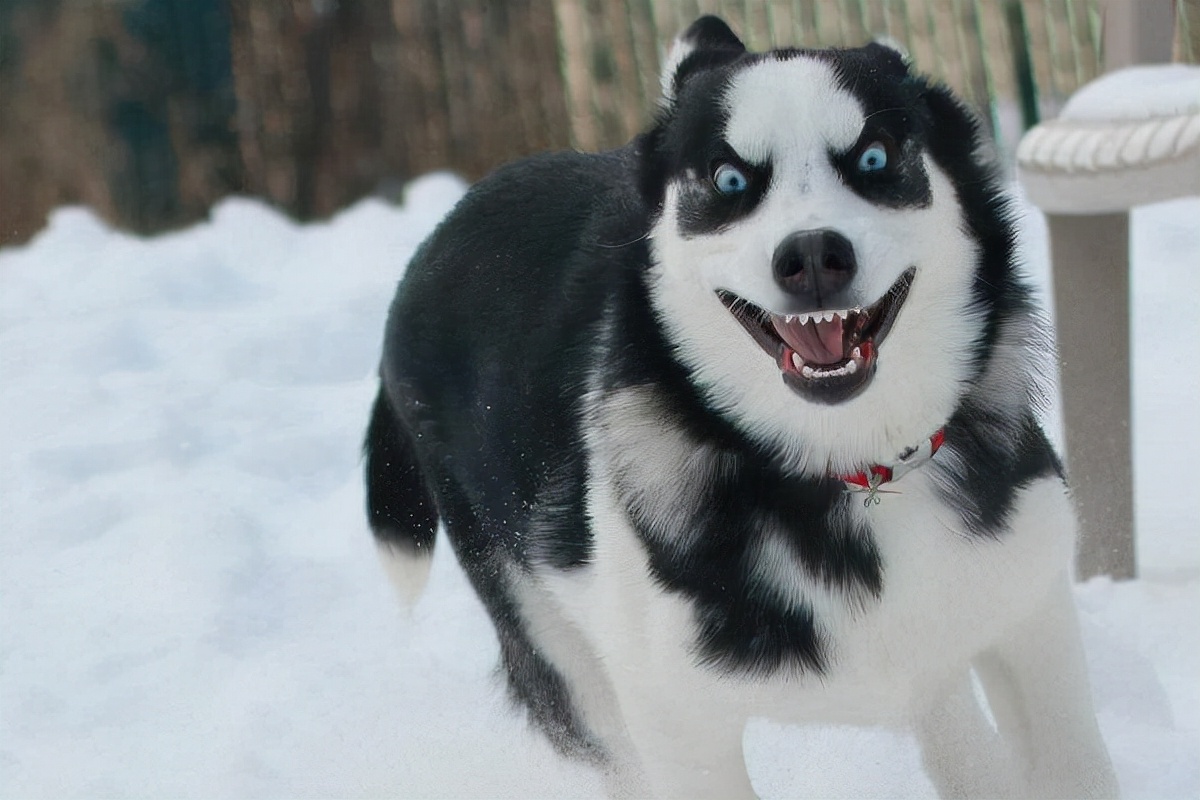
top-left (801, 365), bottom-right (814, 378)
top-left (823, 311), bottom-right (835, 323)
top-left (797, 312), bottom-right (812, 325)
top-left (851, 346), bottom-right (862, 359)
top-left (791, 351), bottom-right (802, 369)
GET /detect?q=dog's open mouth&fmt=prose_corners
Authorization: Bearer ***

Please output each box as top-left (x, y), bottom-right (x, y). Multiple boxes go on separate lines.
top-left (717, 268), bottom-right (916, 404)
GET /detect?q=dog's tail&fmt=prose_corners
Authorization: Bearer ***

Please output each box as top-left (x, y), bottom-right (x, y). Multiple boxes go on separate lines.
top-left (364, 388), bottom-right (438, 607)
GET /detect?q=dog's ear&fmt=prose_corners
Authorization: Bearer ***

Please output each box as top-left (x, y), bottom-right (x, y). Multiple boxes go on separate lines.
top-left (660, 16), bottom-right (746, 104)
top-left (860, 39), bottom-right (912, 78)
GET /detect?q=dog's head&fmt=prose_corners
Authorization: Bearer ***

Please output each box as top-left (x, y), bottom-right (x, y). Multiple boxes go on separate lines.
top-left (639, 17), bottom-right (1029, 473)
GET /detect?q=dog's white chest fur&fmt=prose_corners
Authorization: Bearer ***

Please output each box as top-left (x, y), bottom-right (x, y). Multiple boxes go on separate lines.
top-left (533, 458), bottom-right (1074, 728)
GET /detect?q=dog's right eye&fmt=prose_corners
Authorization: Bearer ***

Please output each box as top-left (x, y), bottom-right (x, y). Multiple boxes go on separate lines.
top-left (857, 142), bottom-right (889, 173)
top-left (712, 163), bottom-right (749, 195)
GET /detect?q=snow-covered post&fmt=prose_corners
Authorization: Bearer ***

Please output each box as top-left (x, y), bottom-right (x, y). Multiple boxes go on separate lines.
top-left (1017, 0), bottom-right (1196, 581)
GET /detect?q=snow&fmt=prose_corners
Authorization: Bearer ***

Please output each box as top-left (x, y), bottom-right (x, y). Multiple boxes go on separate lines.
top-left (1, 175), bottom-right (1197, 799)
top-left (1059, 64), bottom-right (1200, 121)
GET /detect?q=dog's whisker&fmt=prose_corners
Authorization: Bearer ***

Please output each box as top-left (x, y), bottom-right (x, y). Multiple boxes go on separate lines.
top-left (862, 105), bottom-right (906, 122)
top-left (598, 231), bottom-right (650, 248)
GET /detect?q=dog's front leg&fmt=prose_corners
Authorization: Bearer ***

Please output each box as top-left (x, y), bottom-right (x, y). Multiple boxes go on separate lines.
top-left (914, 670), bottom-right (1022, 798)
top-left (974, 574), bottom-right (1119, 798)
top-left (615, 688), bottom-right (756, 800)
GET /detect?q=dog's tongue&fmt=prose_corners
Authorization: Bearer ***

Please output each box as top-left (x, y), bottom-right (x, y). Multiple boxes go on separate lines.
top-left (772, 316), bottom-right (846, 365)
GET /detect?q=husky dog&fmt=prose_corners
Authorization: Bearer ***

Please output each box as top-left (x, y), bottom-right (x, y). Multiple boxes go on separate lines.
top-left (365, 17), bottom-right (1117, 799)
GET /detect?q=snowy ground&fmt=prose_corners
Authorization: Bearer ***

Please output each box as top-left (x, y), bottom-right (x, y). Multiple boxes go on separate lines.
top-left (1, 175), bottom-right (1197, 799)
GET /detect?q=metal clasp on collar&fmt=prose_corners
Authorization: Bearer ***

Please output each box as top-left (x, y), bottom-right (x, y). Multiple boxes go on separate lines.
top-left (849, 470), bottom-right (901, 507)
top-left (838, 429), bottom-right (945, 507)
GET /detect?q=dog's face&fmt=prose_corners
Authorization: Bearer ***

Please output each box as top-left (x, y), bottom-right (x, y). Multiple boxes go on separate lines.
top-left (641, 18), bottom-right (1012, 473)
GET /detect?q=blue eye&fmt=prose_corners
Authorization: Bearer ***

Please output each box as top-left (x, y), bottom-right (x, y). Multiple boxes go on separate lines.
top-left (713, 163), bottom-right (748, 194)
top-left (857, 142), bottom-right (889, 173)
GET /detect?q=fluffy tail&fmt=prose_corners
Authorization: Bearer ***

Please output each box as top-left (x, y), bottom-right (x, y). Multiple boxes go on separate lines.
top-left (364, 389), bottom-right (438, 606)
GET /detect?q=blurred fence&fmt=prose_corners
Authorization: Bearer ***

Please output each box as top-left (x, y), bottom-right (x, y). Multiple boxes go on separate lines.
top-left (560, 0), bottom-right (1103, 153)
top-left (0, 0), bottom-right (1195, 246)
top-left (0, 0), bottom-right (571, 245)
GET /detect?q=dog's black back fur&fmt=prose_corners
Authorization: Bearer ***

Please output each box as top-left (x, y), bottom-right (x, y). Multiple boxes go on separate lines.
top-left (367, 149), bottom-right (648, 568)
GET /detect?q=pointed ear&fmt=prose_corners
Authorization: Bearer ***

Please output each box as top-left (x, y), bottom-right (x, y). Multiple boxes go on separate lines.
top-left (863, 39), bottom-right (911, 76)
top-left (660, 16), bottom-right (746, 104)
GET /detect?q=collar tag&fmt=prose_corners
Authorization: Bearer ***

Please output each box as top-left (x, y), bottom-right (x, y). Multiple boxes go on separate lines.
top-left (837, 429), bottom-right (945, 507)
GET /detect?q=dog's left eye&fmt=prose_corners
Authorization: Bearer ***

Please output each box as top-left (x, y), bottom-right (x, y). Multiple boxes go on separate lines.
top-left (856, 142), bottom-right (889, 173)
top-left (712, 163), bottom-right (749, 194)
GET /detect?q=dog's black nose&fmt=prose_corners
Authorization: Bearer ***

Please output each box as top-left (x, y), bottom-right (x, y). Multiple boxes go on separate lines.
top-left (772, 229), bottom-right (857, 303)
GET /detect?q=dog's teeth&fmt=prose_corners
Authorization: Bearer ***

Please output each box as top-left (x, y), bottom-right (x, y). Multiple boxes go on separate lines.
top-left (846, 359), bottom-right (858, 374)
top-left (823, 311), bottom-right (835, 323)
top-left (851, 346), bottom-right (862, 359)
top-left (791, 352), bottom-right (802, 369)
top-left (801, 365), bottom-right (814, 378)
top-left (835, 310), bottom-right (848, 321)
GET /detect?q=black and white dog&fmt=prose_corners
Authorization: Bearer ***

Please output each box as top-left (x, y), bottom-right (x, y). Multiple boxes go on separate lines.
top-left (365, 17), bottom-right (1117, 798)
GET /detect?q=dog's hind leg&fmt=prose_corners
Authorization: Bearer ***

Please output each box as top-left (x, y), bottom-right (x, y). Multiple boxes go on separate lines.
top-left (914, 671), bottom-right (1021, 798)
top-left (973, 575), bottom-right (1119, 798)
top-left (507, 576), bottom-right (652, 797)
top-left (364, 390), bottom-right (438, 606)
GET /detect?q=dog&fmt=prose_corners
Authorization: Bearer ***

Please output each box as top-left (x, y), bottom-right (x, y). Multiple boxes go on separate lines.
top-left (364, 16), bottom-right (1118, 799)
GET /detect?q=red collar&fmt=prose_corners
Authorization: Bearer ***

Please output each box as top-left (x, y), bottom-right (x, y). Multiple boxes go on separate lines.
top-left (836, 429), bottom-right (945, 505)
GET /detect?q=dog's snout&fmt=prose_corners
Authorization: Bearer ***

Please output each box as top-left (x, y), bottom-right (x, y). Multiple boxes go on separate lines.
top-left (772, 229), bottom-right (857, 303)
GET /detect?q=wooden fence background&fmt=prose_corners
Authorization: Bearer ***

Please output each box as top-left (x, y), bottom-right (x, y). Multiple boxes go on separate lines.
top-left (558, 0), bottom-right (1100, 153)
top-left (0, 0), bottom-right (1195, 247)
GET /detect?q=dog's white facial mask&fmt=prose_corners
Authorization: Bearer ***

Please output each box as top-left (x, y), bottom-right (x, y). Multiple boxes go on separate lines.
top-left (647, 55), bottom-right (986, 474)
